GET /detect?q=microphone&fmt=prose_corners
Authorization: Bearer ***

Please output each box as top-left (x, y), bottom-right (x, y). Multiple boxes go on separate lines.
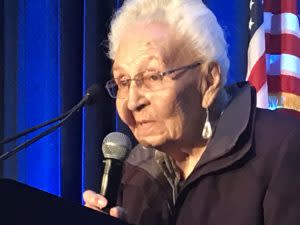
top-left (0, 84), bottom-right (101, 161)
top-left (84, 83), bottom-right (101, 106)
top-left (100, 132), bottom-right (132, 210)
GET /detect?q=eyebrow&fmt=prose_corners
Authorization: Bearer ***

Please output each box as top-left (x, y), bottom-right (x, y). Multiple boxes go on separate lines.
top-left (112, 55), bottom-right (161, 77)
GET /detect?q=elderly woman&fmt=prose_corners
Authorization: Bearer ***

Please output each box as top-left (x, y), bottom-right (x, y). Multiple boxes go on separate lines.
top-left (83, 0), bottom-right (300, 225)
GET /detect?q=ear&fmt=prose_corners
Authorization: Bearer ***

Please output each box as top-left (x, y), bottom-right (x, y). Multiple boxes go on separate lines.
top-left (201, 62), bottom-right (221, 109)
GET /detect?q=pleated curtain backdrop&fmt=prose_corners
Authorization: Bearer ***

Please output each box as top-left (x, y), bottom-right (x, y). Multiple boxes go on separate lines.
top-left (0, 0), bottom-right (117, 202)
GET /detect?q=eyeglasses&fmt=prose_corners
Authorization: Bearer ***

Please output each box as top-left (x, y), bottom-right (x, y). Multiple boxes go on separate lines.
top-left (105, 61), bottom-right (201, 99)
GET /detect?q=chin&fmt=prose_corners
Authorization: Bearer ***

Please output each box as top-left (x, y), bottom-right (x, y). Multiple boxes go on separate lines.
top-left (136, 133), bottom-right (169, 148)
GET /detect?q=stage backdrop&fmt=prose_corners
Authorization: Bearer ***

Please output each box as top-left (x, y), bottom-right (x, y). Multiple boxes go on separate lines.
top-left (0, 0), bottom-right (299, 203)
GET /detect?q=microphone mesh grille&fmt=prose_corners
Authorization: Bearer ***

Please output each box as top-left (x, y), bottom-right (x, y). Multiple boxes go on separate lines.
top-left (102, 132), bottom-right (132, 161)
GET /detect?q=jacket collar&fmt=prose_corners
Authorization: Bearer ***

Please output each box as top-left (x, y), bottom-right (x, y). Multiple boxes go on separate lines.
top-left (199, 82), bottom-right (255, 166)
top-left (185, 82), bottom-right (257, 185)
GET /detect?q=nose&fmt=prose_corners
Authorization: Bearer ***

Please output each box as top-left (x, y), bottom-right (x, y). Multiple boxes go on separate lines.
top-left (127, 82), bottom-right (147, 111)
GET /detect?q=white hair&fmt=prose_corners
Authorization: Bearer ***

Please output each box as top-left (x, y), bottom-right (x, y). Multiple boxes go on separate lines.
top-left (108, 0), bottom-right (230, 85)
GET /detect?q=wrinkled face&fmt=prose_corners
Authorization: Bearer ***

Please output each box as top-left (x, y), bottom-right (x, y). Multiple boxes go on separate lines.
top-left (113, 22), bottom-right (206, 151)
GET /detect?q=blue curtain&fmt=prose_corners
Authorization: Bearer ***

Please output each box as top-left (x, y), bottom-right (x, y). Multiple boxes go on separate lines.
top-left (204, 0), bottom-right (249, 84)
top-left (0, 0), bottom-right (115, 202)
top-left (0, 0), bottom-right (264, 202)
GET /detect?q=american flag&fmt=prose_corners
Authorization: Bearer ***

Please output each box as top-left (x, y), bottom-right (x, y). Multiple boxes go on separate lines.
top-left (247, 0), bottom-right (300, 112)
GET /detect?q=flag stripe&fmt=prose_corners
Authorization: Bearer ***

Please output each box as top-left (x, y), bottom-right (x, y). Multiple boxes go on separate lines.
top-left (248, 54), bottom-right (267, 92)
top-left (268, 75), bottom-right (300, 96)
top-left (265, 33), bottom-right (300, 58)
top-left (256, 82), bottom-right (269, 108)
top-left (266, 54), bottom-right (300, 78)
top-left (264, 0), bottom-right (298, 15)
top-left (264, 12), bottom-right (300, 38)
top-left (269, 92), bottom-right (300, 113)
top-left (246, 24), bottom-right (265, 80)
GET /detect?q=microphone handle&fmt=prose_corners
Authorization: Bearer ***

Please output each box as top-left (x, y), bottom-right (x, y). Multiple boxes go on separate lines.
top-left (0, 95), bottom-right (88, 161)
top-left (100, 158), bottom-right (123, 209)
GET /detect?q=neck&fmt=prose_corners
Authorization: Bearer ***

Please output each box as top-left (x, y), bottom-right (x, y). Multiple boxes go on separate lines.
top-left (166, 144), bottom-right (207, 180)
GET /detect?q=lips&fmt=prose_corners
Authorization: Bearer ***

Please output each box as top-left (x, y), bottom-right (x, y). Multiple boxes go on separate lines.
top-left (136, 120), bottom-right (154, 127)
top-left (135, 120), bottom-right (156, 135)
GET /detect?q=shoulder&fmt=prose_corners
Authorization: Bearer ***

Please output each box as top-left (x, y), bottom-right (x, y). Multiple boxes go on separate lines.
top-left (126, 144), bottom-right (156, 166)
top-left (254, 108), bottom-right (300, 143)
top-left (251, 108), bottom-right (300, 179)
top-left (256, 110), bottom-right (300, 222)
top-left (122, 145), bottom-right (163, 184)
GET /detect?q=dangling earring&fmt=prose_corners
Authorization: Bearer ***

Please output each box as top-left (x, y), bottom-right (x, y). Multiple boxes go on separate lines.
top-left (202, 108), bottom-right (212, 139)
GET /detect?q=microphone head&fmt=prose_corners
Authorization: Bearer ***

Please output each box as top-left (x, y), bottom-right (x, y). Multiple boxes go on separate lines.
top-left (102, 132), bottom-right (132, 161)
top-left (85, 84), bottom-right (101, 106)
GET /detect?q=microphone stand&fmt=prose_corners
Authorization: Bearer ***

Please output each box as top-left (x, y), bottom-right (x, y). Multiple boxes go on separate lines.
top-left (0, 110), bottom-right (70, 145)
top-left (0, 84), bottom-right (100, 161)
top-left (0, 96), bottom-right (87, 161)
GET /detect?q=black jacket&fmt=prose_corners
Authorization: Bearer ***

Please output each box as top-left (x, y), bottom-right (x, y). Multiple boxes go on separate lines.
top-left (117, 83), bottom-right (300, 225)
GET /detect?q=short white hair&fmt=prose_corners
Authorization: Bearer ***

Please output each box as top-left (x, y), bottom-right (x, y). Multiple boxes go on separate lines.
top-left (108, 0), bottom-right (230, 85)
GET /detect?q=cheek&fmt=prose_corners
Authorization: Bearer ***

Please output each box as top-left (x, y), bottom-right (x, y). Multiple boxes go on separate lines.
top-left (164, 85), bottom-right (202, 138)
top-left (116, 100), bottom-right (135, 127)
top-left (151, 91), bottom-right (177, 118)
top-left (164, 113), bottom-right (184, 139)
top-left (152, 92), bottom-right (185, 138)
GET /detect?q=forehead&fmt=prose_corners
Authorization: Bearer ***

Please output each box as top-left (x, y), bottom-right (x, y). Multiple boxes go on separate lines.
top-left (113, 22), bottom-right (175, 71)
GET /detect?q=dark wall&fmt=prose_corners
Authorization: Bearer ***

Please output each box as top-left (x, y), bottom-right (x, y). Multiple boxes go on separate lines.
top-left (82, 0), bottom-right (116, 192)
top-left (59, 0), bottom-right (117, 200)
top-left (1, 0), bottom-right (19, 178)
top-left (0, 0), bottom-right (4, 174)
top-left (60, 0), bottom-right (84, 203)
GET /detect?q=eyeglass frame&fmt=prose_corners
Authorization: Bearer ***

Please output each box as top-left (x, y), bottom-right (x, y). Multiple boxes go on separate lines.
top-left (105, 61), bottom-right (202, 99)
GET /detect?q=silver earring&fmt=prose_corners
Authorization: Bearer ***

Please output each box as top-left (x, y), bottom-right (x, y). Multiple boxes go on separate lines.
top-left (202, 108), bottom-right (212, 139)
